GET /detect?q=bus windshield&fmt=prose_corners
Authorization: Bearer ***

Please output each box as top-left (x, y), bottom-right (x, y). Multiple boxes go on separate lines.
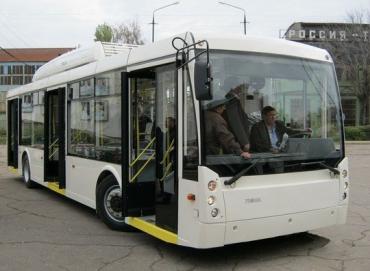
top-left (202, 51), bottom-right (343, 176)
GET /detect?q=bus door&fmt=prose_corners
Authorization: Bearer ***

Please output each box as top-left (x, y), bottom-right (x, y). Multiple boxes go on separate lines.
top-left (44, 88), bottom-right (66, 188)
top-left (7, 98), bottom-right (20, 168)
top-left (154, 65), bottom-right (178, 232)
top-left (124, 70), bottom-right (157, 217)
top-left (123, 64), bottom-right (178, 233)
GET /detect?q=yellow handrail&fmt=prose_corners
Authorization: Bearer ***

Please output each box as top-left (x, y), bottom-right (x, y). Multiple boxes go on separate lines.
top-left (160, 139), bottom-right (174, 165)
top-left (49, 138), bottom-right (59, 149)
top-left (130, 152), bottom-right (155, 183)
top-left (49, 148), bottom-right (58, 160)
top-left (160, 162), bottom-right (173, 182)
top-left (49, 138), bottom-right (59, 159)
top-left (129, 137), bottom-right (156, 167)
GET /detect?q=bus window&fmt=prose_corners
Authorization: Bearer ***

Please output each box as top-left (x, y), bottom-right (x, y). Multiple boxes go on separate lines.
top-left (183, 67), bottom-right (199, 180)
top-left (67, 72), bottom-right (122, 163)
top-left (21, 94), bottom-right (33, 146)
top-left (68, 80), bottom-right (95, 159)
top-left (94, 71), bottom-right (122, 163)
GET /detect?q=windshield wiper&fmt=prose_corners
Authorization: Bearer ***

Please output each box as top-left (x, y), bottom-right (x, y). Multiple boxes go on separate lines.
top-left (300, 161), bottom-right (340, 175)
top-left (224, 159), bottom-right (262, 186)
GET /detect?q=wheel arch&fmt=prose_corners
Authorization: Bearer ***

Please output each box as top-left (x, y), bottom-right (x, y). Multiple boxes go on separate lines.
top-left (21, 149), bottom-right (31, 166)
top-left (95, 166), bottom-right (121, 200)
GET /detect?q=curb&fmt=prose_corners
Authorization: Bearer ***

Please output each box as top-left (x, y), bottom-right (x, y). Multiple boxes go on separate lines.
top-left (345, 141), bottom-right (370, 144)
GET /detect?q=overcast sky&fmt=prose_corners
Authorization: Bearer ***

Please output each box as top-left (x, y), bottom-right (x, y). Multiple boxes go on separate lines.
top-left (0, 0), bottom-right (369, 48)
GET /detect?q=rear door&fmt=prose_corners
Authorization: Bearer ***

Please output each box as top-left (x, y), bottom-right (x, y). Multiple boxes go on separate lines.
top-left (7, 98), bottom-right (20, 168)
top-left (44, 88), bottom-right (66, 188)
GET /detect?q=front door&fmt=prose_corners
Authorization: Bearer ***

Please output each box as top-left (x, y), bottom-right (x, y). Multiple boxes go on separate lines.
top-left (154, 65), bottom-right (178, 232)
top-left (7, 99), bottom-right (20, 168)
top-left (44, 88), bottom-right (66, 188)
top-left (122, 64), bottom-right (178, 233)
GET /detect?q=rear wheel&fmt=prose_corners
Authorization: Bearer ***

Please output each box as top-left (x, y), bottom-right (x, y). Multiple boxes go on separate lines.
top-left (22, 156), bottom-right (37, 188)
top-left (96, 175), bottom-right (132, 231)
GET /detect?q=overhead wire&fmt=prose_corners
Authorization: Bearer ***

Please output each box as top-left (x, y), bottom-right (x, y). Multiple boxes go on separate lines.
top-left (0, 17), bottom-right (33, 48)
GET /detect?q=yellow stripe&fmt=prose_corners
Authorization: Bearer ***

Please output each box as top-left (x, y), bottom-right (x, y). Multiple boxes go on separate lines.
top-left (47, 182), bottom-right (66, 195)
top-left (126, 217), bottom-right (177, 244)
top-left (8, 166), bottom-right (19, 175)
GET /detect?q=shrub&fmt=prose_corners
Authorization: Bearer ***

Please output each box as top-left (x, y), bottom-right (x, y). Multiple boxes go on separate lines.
top-left (345, 125), bottom-right (370, 140)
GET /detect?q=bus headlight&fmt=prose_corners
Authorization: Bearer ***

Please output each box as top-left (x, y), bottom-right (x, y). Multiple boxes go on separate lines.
top-left (211, 208), bottom-right (219, 217)
top-left (207, 196), bottom-right (215, 205)
top-left (208, 180), bottom-right (217, 191)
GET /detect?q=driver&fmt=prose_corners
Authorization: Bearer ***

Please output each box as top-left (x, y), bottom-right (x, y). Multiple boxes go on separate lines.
top-left (205, 99), bottom-right (251, 159)
top-left (250, 106), bottom-right (312, 153)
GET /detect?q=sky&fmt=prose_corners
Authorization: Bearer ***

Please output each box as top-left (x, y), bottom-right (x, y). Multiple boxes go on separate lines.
top-left (0, 0), bottom-right (369, 48)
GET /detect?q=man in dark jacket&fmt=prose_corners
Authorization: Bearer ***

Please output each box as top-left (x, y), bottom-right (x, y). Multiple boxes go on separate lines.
top-left (223, 84), bottom-right (251, 152)
top-left (205, 99), bottom-right (251, 159)
top-left (250, 106), bottom-right (311, 153)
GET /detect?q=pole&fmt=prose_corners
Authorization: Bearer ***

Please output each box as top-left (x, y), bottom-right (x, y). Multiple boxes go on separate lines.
top-left (218, 1), bottom-right (248, 35)
top-left (243, 13), bottom-right (246, 35)
top-left (151, 2), bottom-right (180, 43)
top-left (152, 14), bottom-right (155, 43)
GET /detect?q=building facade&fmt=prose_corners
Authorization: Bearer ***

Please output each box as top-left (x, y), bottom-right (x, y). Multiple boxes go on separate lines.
top-left (0, 48), bottom-right (73, 129)
top-left (285, 22), bottom-right (370, 126)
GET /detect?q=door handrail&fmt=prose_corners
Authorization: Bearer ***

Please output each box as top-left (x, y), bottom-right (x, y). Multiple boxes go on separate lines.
top-left (130, 137), bottom-right (156, 167)
top-left (130, 152), bottom-right (155, 183)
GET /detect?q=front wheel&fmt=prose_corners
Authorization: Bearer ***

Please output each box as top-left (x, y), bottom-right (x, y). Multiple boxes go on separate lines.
top-left (96, 175), bottom-right (132, 231)
top-left (22, 156), bottom-right (37, 188)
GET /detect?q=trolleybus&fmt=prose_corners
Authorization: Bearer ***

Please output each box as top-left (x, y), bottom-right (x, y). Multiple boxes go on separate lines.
top-left (7, 32), bottom-right (348, 248)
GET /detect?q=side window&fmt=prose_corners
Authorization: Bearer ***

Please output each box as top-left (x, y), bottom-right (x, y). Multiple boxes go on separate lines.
top-left (68, 79), bottom-right (95, 158)
top-left (129, 74), bottom-right (156, 183)
top-left (183, 67), bottom-right (199, 179)
top-left (31, 91), bottom-right (44, 148)
top-left (95, 71), bottom-right (122, 163)
top-left (21, 94), bottom-right (33, 145)
top-left (67, 72), bottom-right (122, 163)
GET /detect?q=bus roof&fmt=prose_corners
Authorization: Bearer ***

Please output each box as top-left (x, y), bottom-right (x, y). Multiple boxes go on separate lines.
top-left (7, 32), bottom-right (332, 99)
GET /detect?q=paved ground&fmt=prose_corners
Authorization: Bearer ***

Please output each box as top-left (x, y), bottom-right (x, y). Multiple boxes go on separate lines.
top-left (0, 144), bottom-right (369, 271)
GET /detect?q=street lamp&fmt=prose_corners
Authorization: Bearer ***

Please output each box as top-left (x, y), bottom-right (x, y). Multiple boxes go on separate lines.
top-left (151, 2), bottom-right (180, 43)
top-left (218, 1), bottom-right (248, 35)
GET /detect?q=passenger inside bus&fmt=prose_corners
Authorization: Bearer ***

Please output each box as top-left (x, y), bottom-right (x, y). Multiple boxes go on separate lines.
top-left (205, 99), bottom-right (251, 159)
top-left (250, 106), bottom-right (312, 153)
top-left (223, 82), bottom-right (251, 152)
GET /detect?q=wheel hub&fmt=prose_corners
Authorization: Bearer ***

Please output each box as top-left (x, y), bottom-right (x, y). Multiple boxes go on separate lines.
top-left (104, 186), bottom-right (123, 222)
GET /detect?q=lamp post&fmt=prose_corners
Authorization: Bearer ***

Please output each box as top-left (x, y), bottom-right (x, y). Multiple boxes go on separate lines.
top-left (218, 1), bottom-right (248, 35)
top-left (151, 2), bottom-right (180, 43)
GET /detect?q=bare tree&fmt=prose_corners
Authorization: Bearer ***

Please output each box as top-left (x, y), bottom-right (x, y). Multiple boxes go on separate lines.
top-left (112, 20), bottom-right (145, 45)
top-left (318, 11), bottom-right (370, 125)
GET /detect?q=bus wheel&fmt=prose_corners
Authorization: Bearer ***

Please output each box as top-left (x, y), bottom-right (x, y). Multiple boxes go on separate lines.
top-left (96, 175), bottom-right (132, 231)
top-left (22, 156), bottom-right (37, 188)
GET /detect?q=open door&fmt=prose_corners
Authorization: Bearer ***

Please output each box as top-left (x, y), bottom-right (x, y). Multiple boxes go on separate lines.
top-left (7, 98), bottom-right (20, 168)
top-left (122, 64), bottom-right (178, 233)
top-left (44, 88), bottom-right (66, 188)
top-left (154, 65), bottom-right (178, 232)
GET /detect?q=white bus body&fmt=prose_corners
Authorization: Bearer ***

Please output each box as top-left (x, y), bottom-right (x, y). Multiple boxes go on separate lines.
top-left (7, 32), bottom-right (348, 248)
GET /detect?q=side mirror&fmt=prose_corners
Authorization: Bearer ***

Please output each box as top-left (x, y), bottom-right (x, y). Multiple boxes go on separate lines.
top-left (194, 61), bottom-right (212, 100)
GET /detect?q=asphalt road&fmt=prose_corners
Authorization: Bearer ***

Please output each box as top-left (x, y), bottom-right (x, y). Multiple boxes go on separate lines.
top-left (0, 144), bottom-right (369, 271)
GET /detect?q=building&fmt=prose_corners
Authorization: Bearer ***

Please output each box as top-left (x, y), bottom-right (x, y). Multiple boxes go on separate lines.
top-left (285, 22), bottom-right (370, 126)
top-left (0, 48), bottom-right (73, 129)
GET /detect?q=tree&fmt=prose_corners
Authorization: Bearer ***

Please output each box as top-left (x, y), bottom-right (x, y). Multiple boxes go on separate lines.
top-left (339, 11), bottom-right (370, 125)
top-left (94, 23), bottom-right (113, 42)
top-left (315, 11), bottom-right (370, 125)
top-left (111, 20), bottom-right (145, 45)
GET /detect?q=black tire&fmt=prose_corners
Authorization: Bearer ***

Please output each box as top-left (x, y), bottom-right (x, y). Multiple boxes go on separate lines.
top-left (22, 156), bottom-right (37, 188)
top-left (96, 175), bottom-right (132, 231)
